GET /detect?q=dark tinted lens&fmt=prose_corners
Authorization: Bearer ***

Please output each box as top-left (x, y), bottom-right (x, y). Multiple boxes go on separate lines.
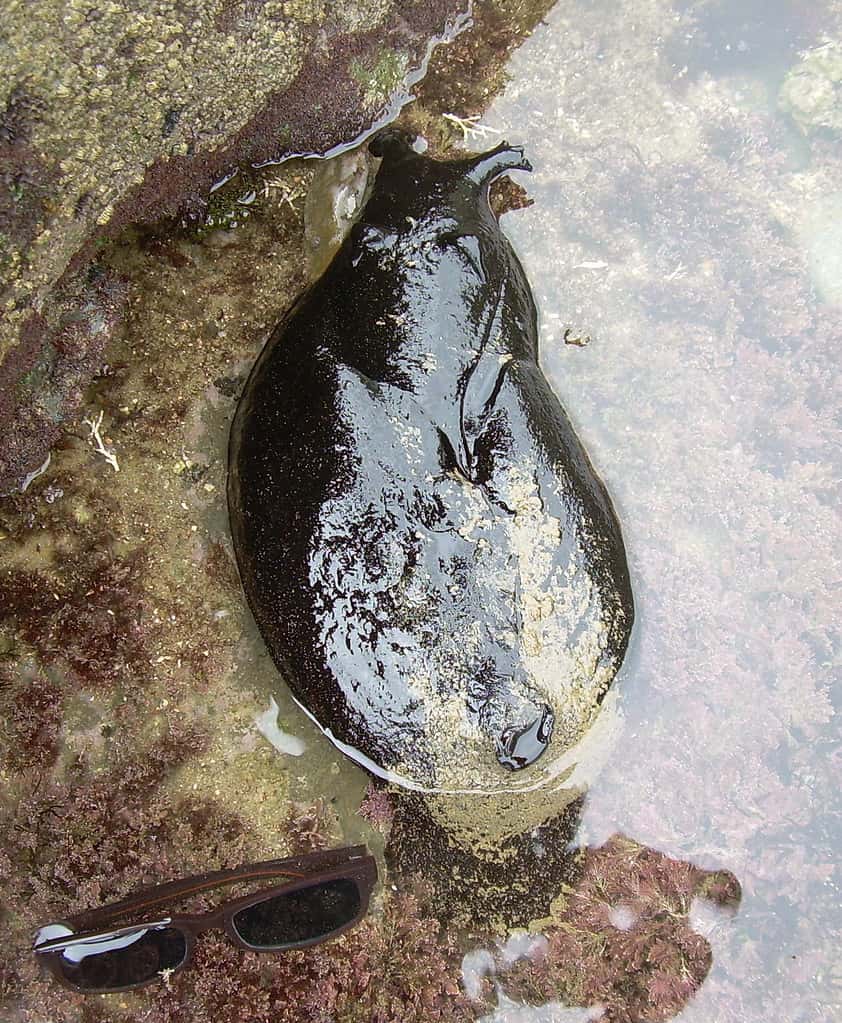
top-left (232, 878), bottom-right (362, 949)
top-left (53, 925), bottom-right (187, 991)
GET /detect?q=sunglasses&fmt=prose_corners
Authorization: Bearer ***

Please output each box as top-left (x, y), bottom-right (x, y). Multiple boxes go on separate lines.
top-left (33, 845), bottom-right (377, 993)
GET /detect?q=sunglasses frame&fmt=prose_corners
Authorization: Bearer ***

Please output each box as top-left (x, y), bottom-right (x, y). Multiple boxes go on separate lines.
top-left (34, 845), bottom-right (377, 994)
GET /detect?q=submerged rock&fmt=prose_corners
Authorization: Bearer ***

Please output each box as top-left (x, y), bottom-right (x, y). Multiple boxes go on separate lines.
top-left (779, 41), bottom-right (842, 136)
top-left (228, 131), bottom-right (634, 864)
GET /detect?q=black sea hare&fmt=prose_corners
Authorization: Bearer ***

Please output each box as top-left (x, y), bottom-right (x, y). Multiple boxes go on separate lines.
top-left (228, 131), bottom-right (633, 795)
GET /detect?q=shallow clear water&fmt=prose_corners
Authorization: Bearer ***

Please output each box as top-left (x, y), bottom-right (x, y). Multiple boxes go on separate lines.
top-left (459, 0), bottom-right (840, 1018)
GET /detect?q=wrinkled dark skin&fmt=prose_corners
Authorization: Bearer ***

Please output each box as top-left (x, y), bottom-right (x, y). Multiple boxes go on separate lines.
top-left (228, 131), bottom-right (633, 790)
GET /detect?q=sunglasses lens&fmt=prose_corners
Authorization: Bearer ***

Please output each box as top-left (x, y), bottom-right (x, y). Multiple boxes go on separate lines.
top-left (49, 925), bottom-right (187, 991)
top-left (232, 877), bottom-right (362, 949)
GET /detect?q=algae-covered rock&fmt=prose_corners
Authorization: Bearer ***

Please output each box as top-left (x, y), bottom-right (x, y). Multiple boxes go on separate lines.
top-left (0, 0), bottom-right (466, 493)
top-left (779, 40), bottom-right (842, 135)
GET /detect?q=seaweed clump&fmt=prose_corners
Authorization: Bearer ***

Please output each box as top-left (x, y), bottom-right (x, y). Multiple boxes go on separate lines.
top-left (498, 836), bottom-right (741, 1021)
top-left (0, 672), bottom-right (62, 772)
top-left (1, 543), bottom-right (154, 691)
top-left (1, 726), bottom-right (220, 913)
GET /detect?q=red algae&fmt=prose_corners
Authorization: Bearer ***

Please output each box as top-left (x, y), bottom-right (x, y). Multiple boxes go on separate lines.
top-left (0, 673), bottom-right (62, 772)
top-left (499, 836), bottom-right (740, 1021)
top-left (1, 547), bottom-right (155, 691)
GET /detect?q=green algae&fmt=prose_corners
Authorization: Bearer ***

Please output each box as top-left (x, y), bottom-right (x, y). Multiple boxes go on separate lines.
top-left (182, 168), bottom-right (264, 238)
top-left (779, 40), bottom-right (842, 136)
top-left (351, 48), bottom-right (411, 113)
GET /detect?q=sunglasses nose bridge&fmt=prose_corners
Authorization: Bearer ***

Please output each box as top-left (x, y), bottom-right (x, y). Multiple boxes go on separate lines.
top-left (222, 911), bottom-right (252, 950)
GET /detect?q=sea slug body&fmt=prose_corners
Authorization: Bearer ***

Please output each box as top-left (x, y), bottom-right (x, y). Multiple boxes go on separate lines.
top-left (228, 130), bottom-right (634, 798)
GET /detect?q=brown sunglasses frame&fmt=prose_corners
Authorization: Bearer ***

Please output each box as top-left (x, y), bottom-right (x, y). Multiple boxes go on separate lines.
top-left (34, 845), bottom-right (377, 994)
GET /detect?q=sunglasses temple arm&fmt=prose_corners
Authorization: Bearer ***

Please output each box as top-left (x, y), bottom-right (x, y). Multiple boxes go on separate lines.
top-left (67, 845), bottom-right (370, 931)
top-left (67, 866), bottom-right (300, 930)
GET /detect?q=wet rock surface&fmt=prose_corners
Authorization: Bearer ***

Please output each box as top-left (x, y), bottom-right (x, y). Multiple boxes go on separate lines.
top-left (0, 0), bottom-right (466, 493)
